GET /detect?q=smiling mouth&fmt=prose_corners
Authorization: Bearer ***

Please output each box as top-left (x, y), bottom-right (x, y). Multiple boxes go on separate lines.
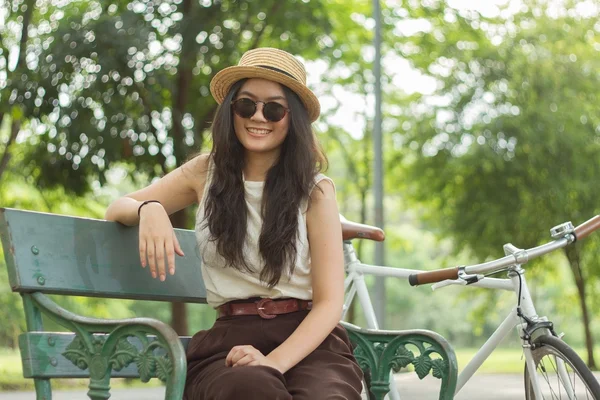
top-left (246, 127), bottom-right (272, 136)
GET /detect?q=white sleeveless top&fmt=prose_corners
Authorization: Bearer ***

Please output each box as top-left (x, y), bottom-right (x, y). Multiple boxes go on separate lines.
top-left (195, 165), bottom-right (335, 308)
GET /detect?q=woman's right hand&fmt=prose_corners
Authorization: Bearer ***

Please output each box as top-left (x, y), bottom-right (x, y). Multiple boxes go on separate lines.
top-left (104, 156), bottom-right (208, 278)
top-left (138, 202), bottom-right (185, 281)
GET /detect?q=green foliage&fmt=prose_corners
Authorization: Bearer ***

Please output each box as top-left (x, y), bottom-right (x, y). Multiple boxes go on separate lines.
top-left (382, 0), bottom-right (600, 362)
top-left (2, 0), bottom-right (338, 196)
top-left (396, 2), bottom-right (600, 255)
top-left (0, 263), bottom-right (24, 349)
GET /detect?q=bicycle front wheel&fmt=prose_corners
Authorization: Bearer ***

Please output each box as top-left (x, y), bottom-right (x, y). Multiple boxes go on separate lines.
top-left (524, 334), bottom-right (600, 399)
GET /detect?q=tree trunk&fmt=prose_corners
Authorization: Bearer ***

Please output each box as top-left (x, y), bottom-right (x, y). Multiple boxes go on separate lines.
top-left (0, 119), bottom-right (20, 184)
top-left (565, 245), bottom-right (596, 369)
top-left (170, 301), bottom-right (188, 336)
top-left (0, 0), bottom-right (34, 185)
top-left (166, 0), bottom-right (195, 336)
top-left (169, 208), bottom-right (189, 335)
top-left (17, 0), bottom-right (34, 69)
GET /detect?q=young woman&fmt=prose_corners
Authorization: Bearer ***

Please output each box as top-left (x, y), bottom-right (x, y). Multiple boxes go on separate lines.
top-left (105, 47), bottom-right (363, 399)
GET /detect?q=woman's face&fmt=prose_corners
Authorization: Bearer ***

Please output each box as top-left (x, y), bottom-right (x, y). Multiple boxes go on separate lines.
top-left (233, 78), bottom-right (290, 158)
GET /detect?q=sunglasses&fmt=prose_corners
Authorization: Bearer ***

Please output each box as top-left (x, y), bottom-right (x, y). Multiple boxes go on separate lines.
top-left (231, 98), bottom-right (290, 123)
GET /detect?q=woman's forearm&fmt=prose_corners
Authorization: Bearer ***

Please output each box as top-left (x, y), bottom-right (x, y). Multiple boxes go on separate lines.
top-left (266, 300), bottom-right (342, 373)
top-left (104, 197), bottom-right (143, 226)
top-left (104, 160), bottom-right (203, 226)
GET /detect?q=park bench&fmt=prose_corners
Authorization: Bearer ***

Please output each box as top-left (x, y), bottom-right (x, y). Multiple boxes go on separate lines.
top-left (0, 207), bottom-right (458, 400)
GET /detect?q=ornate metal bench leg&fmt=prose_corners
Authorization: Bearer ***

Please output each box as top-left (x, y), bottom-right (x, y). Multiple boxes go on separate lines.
top-left (33, 379), bottom-right (52, 400)
top-left (434, 344), bottom-right (457, 400)
top-left (60, 325), bottom-right (186, 400)
top-left (342, 323), bottom-right (458, 400)
top-left (27, 293), bottom-right (187, 400)
top-left (22, 295), bottom-right (54, 400)
top-left (88, 375), bottom-right (111, 400)
top-left (164, 351), bottom-right (186, 400)
top-left (101, 325), bottom-right (186, 400)
top-left (370, 381), bottom-right (391, 400)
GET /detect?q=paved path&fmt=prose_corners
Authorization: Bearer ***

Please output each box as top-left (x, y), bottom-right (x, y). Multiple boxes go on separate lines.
top-left (6, 372), bottom-right (600, 399)
top-left (1, 373), bottom-right (531, 399)
top-left (397, 373), bottom-right (525, 399)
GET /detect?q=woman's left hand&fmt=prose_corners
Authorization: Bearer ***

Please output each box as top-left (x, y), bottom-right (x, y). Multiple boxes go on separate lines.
top-left (225, 345), bottom-right (282, 372)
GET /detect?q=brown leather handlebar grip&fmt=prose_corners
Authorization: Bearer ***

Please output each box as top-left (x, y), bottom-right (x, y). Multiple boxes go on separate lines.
top-left (408, 267), bottom-right (460, 286)
top-left (575, 215), bottom-right (600, 241)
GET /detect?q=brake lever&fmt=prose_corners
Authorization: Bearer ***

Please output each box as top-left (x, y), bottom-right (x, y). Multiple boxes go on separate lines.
top-left (431, 279), bottom-right (466, 291)
top-left (461, 272), bottom-right (485, 285)
top-left (431, 273), bottom-right (485, 291)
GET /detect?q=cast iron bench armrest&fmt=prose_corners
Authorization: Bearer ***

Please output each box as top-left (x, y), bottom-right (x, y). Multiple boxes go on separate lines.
top-left (23, 292), bottom-right (186, 400)
top-left (341, 321), bottom-right (457, 400)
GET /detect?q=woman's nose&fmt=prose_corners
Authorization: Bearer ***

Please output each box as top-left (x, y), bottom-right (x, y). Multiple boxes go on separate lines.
top-left (250, 102), bottom-right (268, 122)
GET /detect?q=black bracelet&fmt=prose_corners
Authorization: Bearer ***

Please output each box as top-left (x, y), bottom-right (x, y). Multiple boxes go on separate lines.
top-left (137, 200), bottom-right (161, 218)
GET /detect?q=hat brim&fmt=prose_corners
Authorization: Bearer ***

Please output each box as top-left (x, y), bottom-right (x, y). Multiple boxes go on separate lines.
top-left (210, 66), bottom-right (320, 122)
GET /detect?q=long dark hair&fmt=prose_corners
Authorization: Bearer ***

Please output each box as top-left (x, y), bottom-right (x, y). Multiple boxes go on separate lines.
top-left (204, 79), bottom-right (327, 287)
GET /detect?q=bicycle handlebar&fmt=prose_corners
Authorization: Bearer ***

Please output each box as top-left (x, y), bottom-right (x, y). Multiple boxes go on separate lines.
top-left (575, 215), bottom-right (600, 240)
top-left (409, 215), bottom-right (600, 287)
top-left (408, 267), bottom-right (459, 286)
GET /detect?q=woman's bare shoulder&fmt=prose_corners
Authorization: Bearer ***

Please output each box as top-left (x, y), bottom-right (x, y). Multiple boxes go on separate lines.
top-left (181, 153), bottom-right (212, 197)
top-left (184, 153), bottom-right (211, 174)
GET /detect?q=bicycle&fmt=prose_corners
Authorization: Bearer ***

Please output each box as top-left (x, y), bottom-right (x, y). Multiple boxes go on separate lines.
top-left (341, 214), bottom-right (600, 399)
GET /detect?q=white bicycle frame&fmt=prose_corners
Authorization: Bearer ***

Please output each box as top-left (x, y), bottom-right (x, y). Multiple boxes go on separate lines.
top-left (342, 240), bottom-right (576, 399)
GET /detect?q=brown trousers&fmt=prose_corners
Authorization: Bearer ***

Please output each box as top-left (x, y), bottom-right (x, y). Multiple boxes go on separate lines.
top-left (183, 310), bottom-right (364, 400)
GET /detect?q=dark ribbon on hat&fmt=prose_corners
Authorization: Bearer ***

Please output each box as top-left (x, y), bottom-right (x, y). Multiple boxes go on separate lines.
top-left (258, 65), bottom-right (298, 81)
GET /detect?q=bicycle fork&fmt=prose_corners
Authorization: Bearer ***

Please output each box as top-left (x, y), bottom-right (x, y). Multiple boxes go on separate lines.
top-left (518, 321), bottom-right (577, 399)
top-left (511, 268), bottom-right (577, 400)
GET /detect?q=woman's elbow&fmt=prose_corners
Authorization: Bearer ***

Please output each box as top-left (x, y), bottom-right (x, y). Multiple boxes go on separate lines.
top-left (104, 202), bottom-right (118, 221)
top-left (104, 197), bottom-right (135, 224)
top-left (104, 207), bottom-right (113, 221)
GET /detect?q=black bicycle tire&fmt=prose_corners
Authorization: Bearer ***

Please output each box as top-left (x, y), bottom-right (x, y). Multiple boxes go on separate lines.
top-left (524, 334), bottom-right (600, 399)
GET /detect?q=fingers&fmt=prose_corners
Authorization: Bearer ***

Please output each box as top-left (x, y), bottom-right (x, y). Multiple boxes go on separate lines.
top-left (232, 353), bottom-right (254, 367)
top-left (225, 346), bottom-right (237, 366)
top-left (226, 346), bottom-right (259, 367)
top-left (165, 240), bottom-right (175, 276)
top-left (139, 239), bottom-right (147, 268)
top-left (138, 208), bottom-right (181, 280)
top-left (226, 346), bottom-right (244, 366)
top-left (141, 236), bottom-right (179, 280)
top-left (173, 233), bottom-right (185, 258)
top-left (155, 238), bottom-right (166, 281)
top-left (146, 241), bottom-right (157, 279)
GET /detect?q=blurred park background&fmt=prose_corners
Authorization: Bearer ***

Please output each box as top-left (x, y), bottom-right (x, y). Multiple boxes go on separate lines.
top-left (1, 0), bottom-right (600, 393)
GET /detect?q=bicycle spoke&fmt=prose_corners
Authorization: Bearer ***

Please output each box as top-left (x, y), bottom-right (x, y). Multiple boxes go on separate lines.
top-left (525, 337), bottom-right (600, 400)
top-left (537, 358), bottom-right (559, 399)
top-left (547, 355), bottom-right (562, 399)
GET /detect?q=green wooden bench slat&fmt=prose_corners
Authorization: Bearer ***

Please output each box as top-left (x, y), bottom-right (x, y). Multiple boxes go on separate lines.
top-left (19, 332), bottom-right (192, 379)
top-left (0, 208), bottom-right (207, 303)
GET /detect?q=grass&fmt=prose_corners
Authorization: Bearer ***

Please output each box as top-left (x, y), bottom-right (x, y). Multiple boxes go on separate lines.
top-left (455, 346), bottom-right (599, 374)
top-left (0, 348), bottom-right (163, 392)
top-left (1, 346), bottom-right (597, 391)
top-left (455, 347), bottom-right (527, 374)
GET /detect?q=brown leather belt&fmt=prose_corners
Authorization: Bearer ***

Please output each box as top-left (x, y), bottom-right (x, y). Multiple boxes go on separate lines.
top-left (217, 298), bottom-right (312, 320)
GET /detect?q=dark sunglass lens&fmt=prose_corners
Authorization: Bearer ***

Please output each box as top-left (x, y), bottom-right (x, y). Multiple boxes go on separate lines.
top-left (263, 102), bottom-right (286, 122)
top-left (233, 98), bottom-right (257, 118)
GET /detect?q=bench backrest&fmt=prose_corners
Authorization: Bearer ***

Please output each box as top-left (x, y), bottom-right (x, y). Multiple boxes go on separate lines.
top-left (0, 208), bottom-right (207, 303)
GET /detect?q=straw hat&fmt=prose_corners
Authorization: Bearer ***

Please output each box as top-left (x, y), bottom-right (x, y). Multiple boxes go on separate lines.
top-left (210, 48), bottom-right (320, 122)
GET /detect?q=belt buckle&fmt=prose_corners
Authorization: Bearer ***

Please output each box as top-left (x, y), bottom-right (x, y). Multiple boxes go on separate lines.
top-left (256, 298), bottom-right (276, 319)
